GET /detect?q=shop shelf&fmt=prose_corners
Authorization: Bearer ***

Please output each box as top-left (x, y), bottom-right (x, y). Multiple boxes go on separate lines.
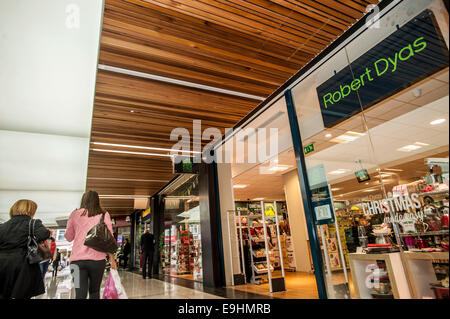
top-left (418, 190), bottom-right (449, 197)
top-left (400, 230), bottom-right (449, 237)
top-left (252, 264), bottom-right (274, 274)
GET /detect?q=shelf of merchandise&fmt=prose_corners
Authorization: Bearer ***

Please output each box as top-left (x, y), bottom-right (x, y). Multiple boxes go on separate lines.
top-left (418, 190), bottom-right (449, 197)
top-left (252, 264), bottom-right (275, 275)
top-left (247, 216), bottom-right (269, 285)
top-left (400, 230), bottom-right (449, 237)
top-left (401, 251), bottom-right (449, 299)
top-left (348, 253), bottom-right (412, 299)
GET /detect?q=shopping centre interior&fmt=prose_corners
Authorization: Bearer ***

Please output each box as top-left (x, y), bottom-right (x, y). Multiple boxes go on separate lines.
top-left (0, 0), bottom-right (449, 300)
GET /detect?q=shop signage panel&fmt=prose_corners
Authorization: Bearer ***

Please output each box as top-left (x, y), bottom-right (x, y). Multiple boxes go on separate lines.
top-left (141, 207), bottom-right (151, 222)
top-left (307, 164), bottom-right (335, 225)
top-left (317, 9), bottom-right (449, 128)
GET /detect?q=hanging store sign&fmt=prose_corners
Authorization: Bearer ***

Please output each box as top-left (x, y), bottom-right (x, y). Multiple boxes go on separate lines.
top-left (173, 156), bottom-right (199, 174)
top-left (141, 207), bottom-right (151, 222)
top-left (317, 9), bottom-right (449, 128)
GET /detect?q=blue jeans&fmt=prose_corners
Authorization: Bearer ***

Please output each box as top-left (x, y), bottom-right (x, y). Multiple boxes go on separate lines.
top-left (39, 260), bottom-right (50, 278)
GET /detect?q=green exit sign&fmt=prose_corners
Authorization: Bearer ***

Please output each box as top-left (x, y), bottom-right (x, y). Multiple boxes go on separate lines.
top-left (304, 143), bottom-right (314, 155)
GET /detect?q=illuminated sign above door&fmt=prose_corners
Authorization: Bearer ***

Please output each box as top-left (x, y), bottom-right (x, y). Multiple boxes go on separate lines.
top-left (317, 9), bottom-right (449, 128)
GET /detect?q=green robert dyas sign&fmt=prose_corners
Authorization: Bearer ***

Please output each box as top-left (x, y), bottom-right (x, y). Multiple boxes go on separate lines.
top-left (322, 37), bottom-right (427, 109)
top-left (317, 9), bottom-right (449, 128)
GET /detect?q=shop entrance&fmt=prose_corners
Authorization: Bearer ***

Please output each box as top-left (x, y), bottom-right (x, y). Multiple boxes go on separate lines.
top-left (159, 175), bottom-right (204, 282)
top-left (228, 149), bottom-right (353, 298)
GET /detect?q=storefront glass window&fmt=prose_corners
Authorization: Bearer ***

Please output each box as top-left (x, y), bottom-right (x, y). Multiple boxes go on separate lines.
top-left (292, 0), bottom-right (448, 299)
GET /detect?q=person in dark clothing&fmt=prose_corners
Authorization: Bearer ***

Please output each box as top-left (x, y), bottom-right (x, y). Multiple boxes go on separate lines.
top-left (39, 237), bottom-right (54, 278)
top-left (52, 249), bottom-right (61, 278)
top-left (0, 199), bottom-right (51, 299)
top-left (140, 229), bottom-right (155, 279)
top-left (121, 238), bottom-right (131, 269)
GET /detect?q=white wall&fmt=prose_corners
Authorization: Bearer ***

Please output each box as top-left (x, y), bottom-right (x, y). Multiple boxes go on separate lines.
top-left (217, 163), bottom-right (241, 286)
top-left (0, 0), bottom-right (104, 224)
top-left (282, 169), bottom-right (313, 273)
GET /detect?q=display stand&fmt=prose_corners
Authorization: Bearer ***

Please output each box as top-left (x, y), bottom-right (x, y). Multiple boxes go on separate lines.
top-left (271, 201), bottom-right (286, 292)
top-left (348, 253), bottom-right (412, 299)
top-left (401, 252), bottom-right (449, 299)
top-left (247, 207), bottom-right (273, 285)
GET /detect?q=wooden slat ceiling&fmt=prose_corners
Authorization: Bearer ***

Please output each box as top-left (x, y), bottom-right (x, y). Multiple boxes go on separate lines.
top-left (87, 0), bottom-right (376, 216)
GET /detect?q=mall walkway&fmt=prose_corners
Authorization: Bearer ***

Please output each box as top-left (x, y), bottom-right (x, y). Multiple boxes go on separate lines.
top-left (37, 267), bottom-right (222, 299)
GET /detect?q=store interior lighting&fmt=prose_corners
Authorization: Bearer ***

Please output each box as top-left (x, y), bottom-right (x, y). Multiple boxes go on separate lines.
top-left (430, 118), bottom-right (446, 125)
top-left (330, 131), bottom-right (366, 144)
top-left (91, 141), bottom-right (201, 154)
top-left (329, 169), bottom-right (350, 175)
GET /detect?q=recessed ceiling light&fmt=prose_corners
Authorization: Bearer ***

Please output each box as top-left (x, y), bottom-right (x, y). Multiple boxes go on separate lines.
top-left (329, 169), bottom-right (350, 175)
top-left (268, 165), bottom-right (291, 172)
top-left (397, 144), bottom-right (422, 152)
top-left (383, 168), bottom-right (404, 172)
top-left (430, 118), bottom-right (446, 125)
top-left (365, 182), bottom-right (369, 185)
top-left (130, 110), bottom-right (135, 113)
top-left (330, 131), bottom-right (365, 144)
top-left (376, 174), bottom-right (392, 178)
top-left (325, 133), bottom-right (332, 138)
top-left (233, 184), bottom-right (248, 189)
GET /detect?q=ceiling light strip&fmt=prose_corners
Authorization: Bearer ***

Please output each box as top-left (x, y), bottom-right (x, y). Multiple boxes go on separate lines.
top-left (88, 177), bottom-right (170, 183)
top-left (99, 195), bottom-right (150, 199)
top-left (91, 148), bottom-right (173, 158)
top-left (98, 64), bottom-right (265, 101)
top-left (91, 142), bottom-right (201, 154)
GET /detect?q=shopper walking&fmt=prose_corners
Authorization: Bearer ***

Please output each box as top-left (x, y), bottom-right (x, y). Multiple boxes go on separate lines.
top-left (121, 238), bottom-right (131, 269)
top-left (52, 249), bottom-right (61, 278)
top-left (39, 237), bottom-right (54, 278)
top-left (65, 190), bottom-right (117, 299)
top-left (140, 229), bottom-right (155, 279)
top-left (0, 200), bottom-right (51, 299)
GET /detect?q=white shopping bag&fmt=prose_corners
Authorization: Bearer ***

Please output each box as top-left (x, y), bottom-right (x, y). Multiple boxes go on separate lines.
top-left (110, 269), bottom-right (128, 299)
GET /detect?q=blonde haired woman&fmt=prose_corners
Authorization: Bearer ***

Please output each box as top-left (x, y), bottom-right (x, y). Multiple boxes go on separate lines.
top-left (0, 200), bottom-right (51, 299)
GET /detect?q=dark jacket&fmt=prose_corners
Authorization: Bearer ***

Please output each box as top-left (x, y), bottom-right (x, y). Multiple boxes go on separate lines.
top-left (122, 242), bottom-right (131, 256)
top-left (140, 232), bottom-right (154, 253)
top-left (0, 215), bottom-right (50, 299)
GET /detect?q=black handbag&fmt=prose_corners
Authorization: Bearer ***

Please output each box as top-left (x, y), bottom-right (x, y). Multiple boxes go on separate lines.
top-left (26, 219), bottom-right (52, 264)
top-left (84, 212), bottom-right (117, 254)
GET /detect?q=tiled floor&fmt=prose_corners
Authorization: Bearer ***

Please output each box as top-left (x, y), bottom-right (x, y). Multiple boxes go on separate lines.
top-left (36, 267), bottom-right (354, 299)
top-left (37, 267), bottom-right (222, 299)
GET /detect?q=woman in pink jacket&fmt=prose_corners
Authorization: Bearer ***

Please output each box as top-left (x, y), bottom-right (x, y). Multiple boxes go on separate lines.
top-left (65, 190), bottom-right (117, 299)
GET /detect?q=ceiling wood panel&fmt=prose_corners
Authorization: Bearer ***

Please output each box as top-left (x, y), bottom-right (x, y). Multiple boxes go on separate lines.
top-left (88, 0), bottom-right (372, 216)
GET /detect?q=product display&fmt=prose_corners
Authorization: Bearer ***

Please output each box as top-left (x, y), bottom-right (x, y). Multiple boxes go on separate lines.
top-left (235, 201), bottom-right (290, 287)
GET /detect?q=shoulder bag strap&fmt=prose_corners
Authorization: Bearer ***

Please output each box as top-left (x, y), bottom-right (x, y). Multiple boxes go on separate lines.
top-left (31, 219), bottom-right (36, 239)
top-left (28, 219), bottom-right (32, 240)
